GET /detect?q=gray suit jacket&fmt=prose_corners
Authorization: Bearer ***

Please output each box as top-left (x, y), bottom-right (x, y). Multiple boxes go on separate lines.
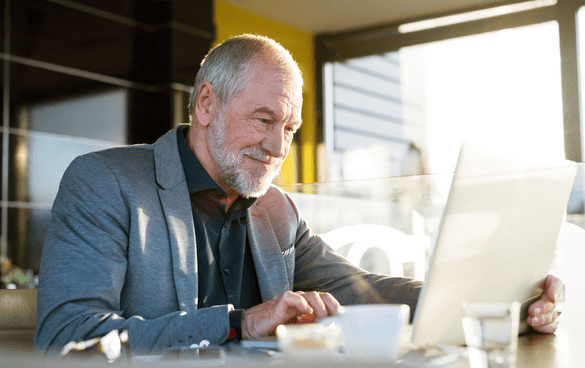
top-left (35, 125), bottom-right (421, 355)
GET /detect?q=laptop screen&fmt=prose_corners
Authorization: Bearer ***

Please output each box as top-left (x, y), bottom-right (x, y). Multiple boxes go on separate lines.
top-left (411, 140), bottom-right (576, 347)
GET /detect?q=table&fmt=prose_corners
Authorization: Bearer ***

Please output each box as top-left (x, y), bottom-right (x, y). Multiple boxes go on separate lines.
top-left (2, 325), bottom-right (583, 368)
top-left (395, 326), bottom-right (585, 368)
top-left (516, 327), bottom-right (585, 368)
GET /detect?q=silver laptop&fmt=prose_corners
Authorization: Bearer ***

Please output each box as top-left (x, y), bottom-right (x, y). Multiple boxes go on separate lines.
top-left (411, 140), bottom-right (577, 347)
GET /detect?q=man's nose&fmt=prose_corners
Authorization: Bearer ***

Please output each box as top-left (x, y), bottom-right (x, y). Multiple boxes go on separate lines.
top-left (261, 125), bottom-right (287, 159)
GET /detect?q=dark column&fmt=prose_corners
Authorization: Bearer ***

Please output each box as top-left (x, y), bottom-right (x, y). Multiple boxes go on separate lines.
top-left (129, 0), bottom-right (214, 144)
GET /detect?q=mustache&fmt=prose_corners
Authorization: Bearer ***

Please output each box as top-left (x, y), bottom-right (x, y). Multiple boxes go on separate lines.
top-left (240, 148), bottom-right (273, 164)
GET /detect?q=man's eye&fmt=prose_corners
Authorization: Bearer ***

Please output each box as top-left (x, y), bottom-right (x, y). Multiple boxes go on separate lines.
top-left (258, 118), bottom-right (269, 124)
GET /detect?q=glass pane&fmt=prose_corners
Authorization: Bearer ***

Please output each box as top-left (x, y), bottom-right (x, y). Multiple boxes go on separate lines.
top-left (7, 207), bottom-right (51, 274)
top-left (11, 0), bottom-right (135, 81)
top-left (282, 173), bottom-right (451, 278)
top-left (324, 21), bottom-right (564, 181)
top-left (0, 0), bottom-right (4, 52)
top-left (73, 0), bottom-right (136, 19)
top-left (27, 89), bottom-right (127, 143)
top-left (282, 173), bottom-right (449, 236)
top-left (8, 131), bottom-right (120, 205)
top-left (10, 63), bottom-right (128, 142)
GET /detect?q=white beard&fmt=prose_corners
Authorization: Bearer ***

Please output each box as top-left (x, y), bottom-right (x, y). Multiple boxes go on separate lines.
top-left (207, 110), bottom-right (283, 198)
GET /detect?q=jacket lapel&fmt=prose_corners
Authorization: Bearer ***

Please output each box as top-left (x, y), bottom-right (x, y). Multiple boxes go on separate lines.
top-left (154, 125), bottom-right (198, 312)
top-left (152, 124), bottom-right (291, 309)
top-left (247, 204), bottom-right (291, 301)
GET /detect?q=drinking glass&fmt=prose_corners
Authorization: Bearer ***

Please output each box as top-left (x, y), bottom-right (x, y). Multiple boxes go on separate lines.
top-left (461, 301), bottom-right (521, 368)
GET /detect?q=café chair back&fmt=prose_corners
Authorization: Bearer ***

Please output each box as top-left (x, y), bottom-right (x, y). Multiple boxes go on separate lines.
top-left (0, 289), bottom-right (37, 353)
top-left (320, 224), bottom-right (427, 280)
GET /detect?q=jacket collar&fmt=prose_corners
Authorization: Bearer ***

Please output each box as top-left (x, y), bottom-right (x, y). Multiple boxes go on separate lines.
top-left (154, 124), bottom-right (189, 190)
top-left (153, 125), bottom-right (198, 311)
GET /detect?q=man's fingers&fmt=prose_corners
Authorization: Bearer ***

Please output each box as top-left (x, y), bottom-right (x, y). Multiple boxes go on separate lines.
top-left (529, 310), bottom-right (558, 326)
top-left (545, 275), bottom-right (557, 302)
top-left (525, 275), bottom-right (563, 335)
top-left (298, 291), bottom-right (329, 320)
top-left (540, 275), bottom-right (563, 303)
top-left (527, 309), bottom-right (559, 334)
top-left (320, 292), bottom-right (341, 316)
top-left (242, 291), bottom-right (316, 339)
top-left (528, 299), bottom-right (556, 317)
top-left (531, 321), bottom-right (559, 334)
top-left (241, 291), bottom-right (343, 339)
top-left (550, 277), bottom-right (564, 303)
top-left (295, 291), bottom-right (341, 321)
top-left (283, 291), bottom-right (314, 315)
top-left (529, 275), bottom-right (561, 316)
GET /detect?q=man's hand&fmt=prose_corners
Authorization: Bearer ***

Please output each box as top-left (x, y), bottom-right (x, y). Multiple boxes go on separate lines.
top-left (241, 291), bottom-right (340, 339)
top-left (526, 275), bottom-right (564, 334)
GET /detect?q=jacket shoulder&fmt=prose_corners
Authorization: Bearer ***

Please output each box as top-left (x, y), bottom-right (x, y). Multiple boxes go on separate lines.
top-left (255, 185), bottom-right (300, 224)
top-left (90, 144), bottom-right (154, 166)
top-left (68, 144), bottom-right (155, 177)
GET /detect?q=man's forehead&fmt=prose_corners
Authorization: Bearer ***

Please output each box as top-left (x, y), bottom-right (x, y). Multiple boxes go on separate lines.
top-left (250, 56), bottom-right (303, 86)
top-left (244, 70), bottom-right (302, 109)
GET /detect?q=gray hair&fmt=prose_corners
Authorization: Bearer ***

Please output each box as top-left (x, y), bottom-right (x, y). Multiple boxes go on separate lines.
top-left (188, 34), bottom-right (302, 120)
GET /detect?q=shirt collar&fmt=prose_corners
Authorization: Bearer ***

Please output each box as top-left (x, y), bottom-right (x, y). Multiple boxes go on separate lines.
top-left (177, 125), bottom-right (223, 194)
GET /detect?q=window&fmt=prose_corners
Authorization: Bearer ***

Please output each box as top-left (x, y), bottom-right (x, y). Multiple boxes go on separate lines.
top-left (324, 22), bottom-right (564, 181)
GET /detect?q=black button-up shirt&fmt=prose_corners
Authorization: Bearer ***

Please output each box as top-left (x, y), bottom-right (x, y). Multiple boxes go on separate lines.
top-left (176, 126), bottom-right (262, 338)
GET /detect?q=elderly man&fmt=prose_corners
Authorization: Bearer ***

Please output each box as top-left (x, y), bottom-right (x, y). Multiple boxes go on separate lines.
top-left (35, 35), bottom-right (561, 355)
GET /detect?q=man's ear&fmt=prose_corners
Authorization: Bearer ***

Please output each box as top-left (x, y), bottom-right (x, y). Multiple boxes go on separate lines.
top-left (194, 82), bottom-right (216, 127)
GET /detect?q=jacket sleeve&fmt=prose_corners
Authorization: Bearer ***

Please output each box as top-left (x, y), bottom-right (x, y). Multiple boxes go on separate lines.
top-left (34, 154), bottom-right (231, 356)
top-left (286, 193), bottom-right (423, 322)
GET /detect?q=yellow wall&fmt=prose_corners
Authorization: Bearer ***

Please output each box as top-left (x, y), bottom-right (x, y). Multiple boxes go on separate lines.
top-left (214, 0), bottom-right (316, 185)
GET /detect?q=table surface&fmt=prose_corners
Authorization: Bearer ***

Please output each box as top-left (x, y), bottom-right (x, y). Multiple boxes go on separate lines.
top-left (516, 327), bottom-right (585, 368)
top-left (3, 325), bottom-right (583, 368)
top-left (399, 325), bottom-right (585, 368)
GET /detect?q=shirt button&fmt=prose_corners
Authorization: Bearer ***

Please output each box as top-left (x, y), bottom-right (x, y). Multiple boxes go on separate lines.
top-left (224, 223), bottom-right (229, 228)
top-left (223, 269), bottom-right (230, 275)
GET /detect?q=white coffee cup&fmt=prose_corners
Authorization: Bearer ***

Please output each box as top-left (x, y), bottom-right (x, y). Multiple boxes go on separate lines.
top-left (319, 304), bottom-right (410, 361)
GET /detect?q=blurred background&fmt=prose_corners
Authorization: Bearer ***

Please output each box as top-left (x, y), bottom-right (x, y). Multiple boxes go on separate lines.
top-left (1, 0), bottom-right (584, 282)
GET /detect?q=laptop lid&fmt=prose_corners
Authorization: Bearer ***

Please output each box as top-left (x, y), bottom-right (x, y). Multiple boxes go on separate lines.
top-left (411, 140), bottom-right (576, 347)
